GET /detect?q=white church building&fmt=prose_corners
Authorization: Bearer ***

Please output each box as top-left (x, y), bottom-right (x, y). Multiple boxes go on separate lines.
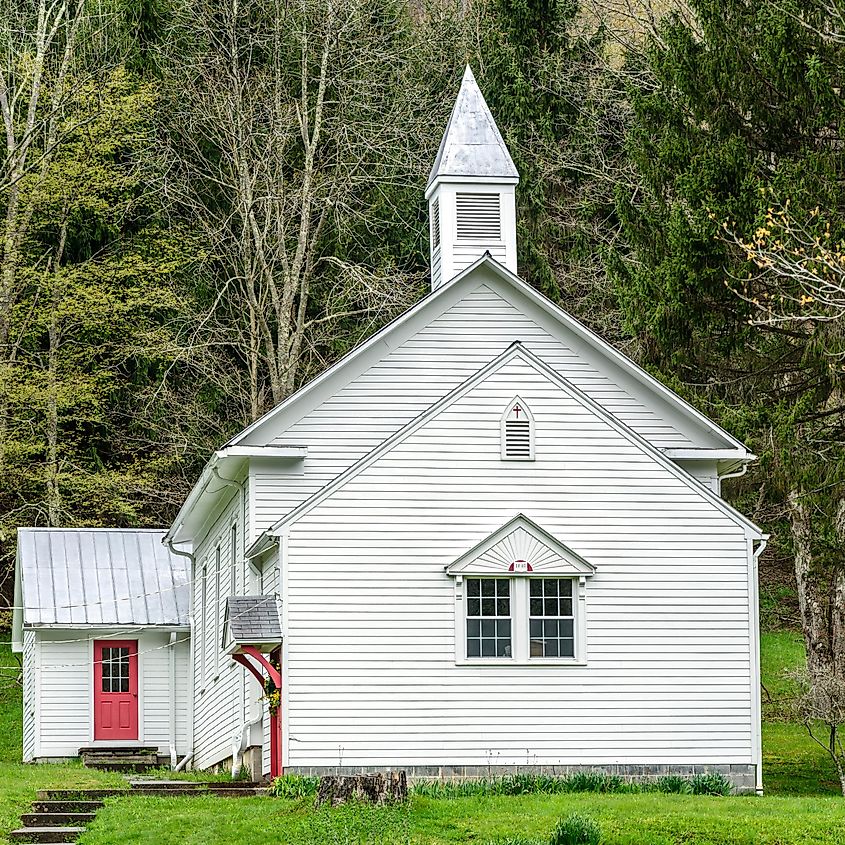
top-left (12, 67), bottom-right (767, 793)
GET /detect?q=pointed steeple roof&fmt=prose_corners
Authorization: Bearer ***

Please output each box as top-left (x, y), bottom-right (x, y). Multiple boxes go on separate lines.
top-left (427, 65), bottom-right (519, 187)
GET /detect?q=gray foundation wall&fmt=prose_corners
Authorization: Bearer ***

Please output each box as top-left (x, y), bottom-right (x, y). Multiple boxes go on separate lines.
top-left (283, 763), bottom-right (759, 794)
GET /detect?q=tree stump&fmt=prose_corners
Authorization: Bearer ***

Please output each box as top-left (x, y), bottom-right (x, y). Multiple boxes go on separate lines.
top-left (314, 771), bottom-right (407, 807)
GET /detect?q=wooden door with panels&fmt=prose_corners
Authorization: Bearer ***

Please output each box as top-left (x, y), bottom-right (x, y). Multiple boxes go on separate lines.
top-left (93, 640), bottom-right (138, 741)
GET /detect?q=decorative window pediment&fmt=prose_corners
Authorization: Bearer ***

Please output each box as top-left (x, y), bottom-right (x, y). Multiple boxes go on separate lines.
top-left (445, 514), bottom-right (596, 577)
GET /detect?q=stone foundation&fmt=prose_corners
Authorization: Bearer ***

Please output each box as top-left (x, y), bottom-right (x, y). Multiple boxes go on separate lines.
top-left (283, 763), bottom-right (759, 794)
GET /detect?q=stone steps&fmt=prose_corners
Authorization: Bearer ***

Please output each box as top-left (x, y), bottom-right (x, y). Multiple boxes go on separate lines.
top-left (18, 779), bottom-right (267, 843)
top-left (79, 747), bottom-right (159, 772)
top-left (20, 814), bottom-right (96, 828)
top-left (30, 801), bottom-right (104, 814)
top-left (8, 826), bottom-right (87, 843)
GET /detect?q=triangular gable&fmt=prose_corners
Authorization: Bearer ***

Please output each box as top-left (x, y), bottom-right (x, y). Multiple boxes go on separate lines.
top-left (249, 342), bottom-right (763, 553)
top-left (445, 514), bottom-right (596, 577)
top-left (228, 254), bottom-right (748, 455)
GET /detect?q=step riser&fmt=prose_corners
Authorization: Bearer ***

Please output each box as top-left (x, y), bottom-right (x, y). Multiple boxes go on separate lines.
top-left (20, 814), bottom-right (96, 826)
top-left (31, 802), bottom-right (104, 814)
top-left (37, 790), bottom-right (128, 800)
top-left (9, 828), bottom-right (86, 844)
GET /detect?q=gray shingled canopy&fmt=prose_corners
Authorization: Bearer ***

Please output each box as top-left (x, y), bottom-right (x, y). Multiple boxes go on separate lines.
top-left (428, 65), bottom-right (518, 186)
top-left (17, 528), bottom-right (190, 626)
top-left (224, 595), bottom-right (282, 646)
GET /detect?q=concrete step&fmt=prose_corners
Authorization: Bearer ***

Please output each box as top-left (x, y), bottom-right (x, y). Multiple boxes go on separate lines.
top-left (20, 813), bottom-right (95, 827)
top-left (36, 790), bottom-right (127, 801)
top-left (208, 786), bottom-right (269, 797)
top-left (77, 746), bottom-right (158, 755)
top-left (128, 780), bottom-right (263, 789)
top-left (30, 801), bottom-right (104, 814)
top-left (9, 827), bottom-right (86, 843)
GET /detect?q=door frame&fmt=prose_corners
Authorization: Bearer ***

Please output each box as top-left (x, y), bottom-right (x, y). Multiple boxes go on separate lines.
top-left (92, 638), bottom-right (140, 743)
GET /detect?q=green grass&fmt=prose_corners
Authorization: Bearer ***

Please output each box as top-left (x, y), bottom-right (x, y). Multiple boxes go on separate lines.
top-left (2, 632), bottom-right (844, 845)
top-left (76, 792), bottom-right (845, 845)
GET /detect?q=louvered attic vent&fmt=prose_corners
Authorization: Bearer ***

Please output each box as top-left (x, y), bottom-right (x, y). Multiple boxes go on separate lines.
top-left (456, 192), bottom-right (501, 240)
top-left (431, 198), bottom-right (441, 249)
top-left (505, 419), bottom-right (531, 457)
top-left (501, 398), bottom-right (534, 461)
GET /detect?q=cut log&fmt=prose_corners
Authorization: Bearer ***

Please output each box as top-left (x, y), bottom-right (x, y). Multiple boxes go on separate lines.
top-left (314, 772), bottom-right (407, 807)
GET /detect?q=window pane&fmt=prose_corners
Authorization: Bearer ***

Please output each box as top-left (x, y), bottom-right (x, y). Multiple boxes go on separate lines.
top-left (496, 638), bottom-right (511, 657)
top-left (496, 580), bottom-right (510, 598)
top-left (467, 638), bottom-right (481, 658)
top-left (560, 619), bottom-right (574, 638)
top-left (560, 598), bottom-right (573, 616)
top-left (481, 580), bottom-right (495, 597)
top-left (467, 579), bottom-right (480, 597)
top-left (481, 598), bottom-right (495, 616)
top-left (467, 619), bottom-right (480, 637)
top-left (481, 639), bottom-right (495, 657)
top-left (497, 619), bottom-right (511, 638)
top-left (530, 597), bottom-right (543, 615)
top-left (544, 597), bottom-right (557, 615)
top-left (467, 598), bottom-right (480, 617)
top-left (560, 580), bottom-right (573, 597)
top-left (560, 639), bottom-right (575, 658)
top-left (496, 597), bottom-right (509, 615)
top-left (530, 639), bottom-right (543, 657)
top-left (481, 620), bottom-right (495, 638)
top-left (530, 580), bottom-right (542, 597)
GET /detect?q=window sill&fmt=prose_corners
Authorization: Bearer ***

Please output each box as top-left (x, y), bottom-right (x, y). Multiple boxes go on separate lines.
top-left (456, 658), bottom-right (586, 668)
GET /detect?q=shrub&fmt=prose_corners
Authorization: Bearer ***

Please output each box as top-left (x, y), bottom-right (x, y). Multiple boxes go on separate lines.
top-left (269, 773), bottom-right (319, 799)
top-left (549, 813), bottom-right (602, 845)
top-left (690, 773), bottom-right (733, 796)
top-left (656, 775), bottom-right (691, 794)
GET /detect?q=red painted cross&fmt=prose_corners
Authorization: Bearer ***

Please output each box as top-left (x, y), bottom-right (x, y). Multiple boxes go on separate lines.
top-left (512, 404), bottom-right (523, 418)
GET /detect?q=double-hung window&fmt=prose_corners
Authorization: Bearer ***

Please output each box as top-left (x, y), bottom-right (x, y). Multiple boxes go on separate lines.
top-left (448, 515), bottom-right (595, 666)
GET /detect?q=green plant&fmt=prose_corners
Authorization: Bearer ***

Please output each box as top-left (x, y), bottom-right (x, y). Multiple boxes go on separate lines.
top-left (655, 775), bottom-right (691, 794)
top-left (549, 813), bottom-right (601, 845)
top-left (690, 773), bottom-right (733, 796)
top-left (269, 773), bottom-right (320, 799)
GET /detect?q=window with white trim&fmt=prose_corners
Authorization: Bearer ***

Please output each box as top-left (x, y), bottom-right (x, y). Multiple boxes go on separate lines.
top-left (456, 575), bottom-right (584, 664)
top-left (501, 397), bottom-right (534, 460)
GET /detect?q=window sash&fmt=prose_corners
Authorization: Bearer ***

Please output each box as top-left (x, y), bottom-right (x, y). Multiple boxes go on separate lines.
top-left (529, 578), bottom-right (575, 659)
top-left (465, 577), bottom-right (512, 658)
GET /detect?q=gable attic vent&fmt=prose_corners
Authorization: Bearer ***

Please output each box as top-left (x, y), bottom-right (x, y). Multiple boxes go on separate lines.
top-left (456, 192), bottom-right (501, 240)
top-left (501, 397), bottom-right (534, 460)
top-left (431, 198), bottom-right (441, 249)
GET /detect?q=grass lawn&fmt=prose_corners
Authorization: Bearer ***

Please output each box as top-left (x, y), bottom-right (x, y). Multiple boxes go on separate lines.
top-left (2, 632), bottom-right (844, 845)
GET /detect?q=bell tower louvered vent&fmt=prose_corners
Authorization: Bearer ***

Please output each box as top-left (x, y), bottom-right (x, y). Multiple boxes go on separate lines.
top-left (501, 397), bottom-right (535, 461)
top-left (431, 198), bottom-right (441, 249)
top-left (456, 193), bottom-right (501, 240)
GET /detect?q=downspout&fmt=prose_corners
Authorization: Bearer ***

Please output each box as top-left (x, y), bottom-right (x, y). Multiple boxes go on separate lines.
top-left (751, 535), bottom-right (769, 795)
top-left (232, 712), bottom-right (263, 779)
top-left (163, 537), bottom-right (195, 770)
top-left (168, 632), bottom-right (177, 769)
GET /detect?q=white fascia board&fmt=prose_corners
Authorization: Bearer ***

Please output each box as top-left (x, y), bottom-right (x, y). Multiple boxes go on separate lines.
top-left (424, 174), bottom-right (519, 200)
top-left (663, 448), bottom-right (755, 461)
top-left (27, 623), bottom-right (191, 631)
top-left (227, 253), bottom-right (750, 456)
top-left (11, 555), bottom-right (23, 652)
top-left (165, 446), bottom-right (307, 545)
top-left (268, 342), bottom-right (764, 540)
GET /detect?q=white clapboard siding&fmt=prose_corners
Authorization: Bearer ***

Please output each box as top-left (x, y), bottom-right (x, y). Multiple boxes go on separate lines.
top-left (281, 357), bottom-right (754, 768)
top-left (191, 485), bottom-right (266, 771)
top-left (22, 630), bottom-right (37, 762)
top-left (32, 629), bottom-right (189, 759)
top-left (254, 282), bottom-right (698, 535)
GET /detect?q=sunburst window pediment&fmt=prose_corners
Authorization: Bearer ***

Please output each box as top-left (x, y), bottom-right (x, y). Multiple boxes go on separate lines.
top-left (445, 514), bottom-right (596, 577)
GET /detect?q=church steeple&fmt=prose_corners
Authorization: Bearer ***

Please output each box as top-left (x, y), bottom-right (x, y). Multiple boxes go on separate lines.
top-left (426, 66), bottom-right (519, 290)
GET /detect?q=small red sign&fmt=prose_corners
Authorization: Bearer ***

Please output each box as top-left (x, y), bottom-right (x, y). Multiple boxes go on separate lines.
top-left (508, 560), bottom-right (533, 572)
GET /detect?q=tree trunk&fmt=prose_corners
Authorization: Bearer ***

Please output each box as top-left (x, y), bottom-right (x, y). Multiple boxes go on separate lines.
top-left (314, 772), bottom-right (408, 807)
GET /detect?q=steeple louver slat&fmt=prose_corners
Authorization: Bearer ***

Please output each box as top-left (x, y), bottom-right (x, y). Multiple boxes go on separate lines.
top-left (456, 193), bottom-right (501, 240)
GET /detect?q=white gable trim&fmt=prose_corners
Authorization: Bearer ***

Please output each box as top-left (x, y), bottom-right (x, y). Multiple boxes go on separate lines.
top-left (446, 514), bottom-right (596, 577)
top-left (256, 342), bottom-right (763, 545)
top-left (227, 254), bottom-right (749, 454)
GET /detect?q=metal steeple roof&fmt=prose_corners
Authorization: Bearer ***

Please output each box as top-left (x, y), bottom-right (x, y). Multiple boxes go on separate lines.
top-left (427, 65), bottom-right (519, 187)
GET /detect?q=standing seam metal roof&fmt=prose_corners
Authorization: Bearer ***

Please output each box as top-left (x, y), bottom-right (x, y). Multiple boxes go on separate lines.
top-left (428, 65), bottom-right (519, 186)
top-left (17, 528), bottom-right (191, 626)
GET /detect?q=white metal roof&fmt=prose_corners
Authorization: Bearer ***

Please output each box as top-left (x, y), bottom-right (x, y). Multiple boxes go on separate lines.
top-left (427, 65), bottom-right (519, 188)
top-left (16, 528), bottom-right (191, 627)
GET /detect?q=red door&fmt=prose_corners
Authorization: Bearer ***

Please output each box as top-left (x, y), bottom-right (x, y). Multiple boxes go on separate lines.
top-left (94, 640), bottom-right (138, 741)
